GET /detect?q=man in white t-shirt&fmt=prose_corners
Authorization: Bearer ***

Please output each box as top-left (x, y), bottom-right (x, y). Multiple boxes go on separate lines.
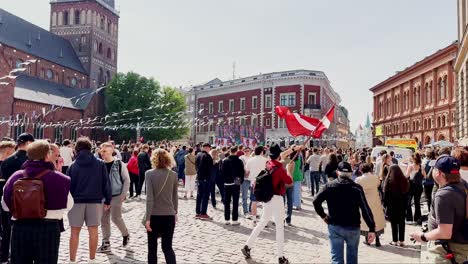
top-left (245, 146), bottom-right (268, 224)
top-left (307, 148), bottom-right (322, 196)
top-left (60, 139), bottom-right (75, 174)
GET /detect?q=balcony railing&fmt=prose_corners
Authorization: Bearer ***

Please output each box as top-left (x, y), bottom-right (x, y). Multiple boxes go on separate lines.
top-left (304, 104), bottom-right (321, 110)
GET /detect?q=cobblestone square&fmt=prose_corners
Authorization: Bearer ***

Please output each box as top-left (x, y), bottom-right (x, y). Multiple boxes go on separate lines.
top-left (58, 186), bottom-right (422, 263)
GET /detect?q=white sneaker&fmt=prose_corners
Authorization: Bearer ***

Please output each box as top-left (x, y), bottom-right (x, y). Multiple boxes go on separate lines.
top-left (225, 220), bottom-right (231, 225)
top-left (89, 259), bottom-right (97, 263)
top-left (231, 221), bottom-right (240, 226)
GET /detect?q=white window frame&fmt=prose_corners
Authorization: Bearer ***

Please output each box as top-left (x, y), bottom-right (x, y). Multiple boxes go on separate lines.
top-left (265, 118), bottom-right (271, 126)
top-left (208, 102), bottom-right (214, 114)
top-left (280, 93), bottom-right (296, 106)
top-left (252, 96), bottom-right (258, 109)
top-left (199, 103), bottom-right (204, 113)
top-left (308, 92), bottom-right (316, 105)
top-left (240, 117), bottom-right (246, 125)
top-left (229, 99), bottom-right (235, 112)
top-left (265, 94), bottom-right (272, 108)
top-left (251, 116), bottom-right (258, 126)
top-left (228, 117), bottom-right (234, 126)
top-left (218, 101), bottom-right (224, 113)
top-left (240, 98), bottom-right (246, 111)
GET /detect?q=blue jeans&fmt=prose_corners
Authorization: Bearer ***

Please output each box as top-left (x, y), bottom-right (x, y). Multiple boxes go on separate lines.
top-left (304, 170), bottom-right (311, 192)
top-left (177, 165), bottom-right (185, 181)
top-left (310, 171), bottom-right (321, 195)
top-left (328, 225), bottom-right (360, 264)
top-left (283, 187), bottom-right (293, 223)
top-left (196, 179), bottom-right (210, 215)
top-left (320, 172), bottom-right (328, 184)
top-left (293, 181), bottom-right (302, 208)
top-left (241, 180), bottom-right (251, 215)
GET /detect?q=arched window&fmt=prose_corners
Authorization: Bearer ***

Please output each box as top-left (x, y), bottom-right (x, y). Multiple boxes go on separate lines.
top-left (101, 16), bottom-right (105, 30)
top-left (107, 21), bottom-right (111, 34)
top-left (93, 40), bottom-right (98, 52)
top-left (15, 59), bottom-right (23, 69)
top-left (98, 68), bottom-right (104, 85)
top-left (64, 11), bottom-right (69, 25)
top-left (46, 69), bottom-right (54, 79)
top-left (75, 10), bottom-right (80, 25)
top-left (107, 48), bottom-right (111, 59)
top-left (98, 43), bottom-right (103, 54)
top-left (442, 115), bottom-right (446, 127)
top-left (439, 78), bottom-right (445, 100)
top-left (106, 71), bottom-right (111, 84)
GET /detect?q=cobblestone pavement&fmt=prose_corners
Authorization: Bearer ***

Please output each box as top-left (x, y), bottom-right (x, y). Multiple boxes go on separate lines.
top-left (58, 185), bottom-right (423, 263)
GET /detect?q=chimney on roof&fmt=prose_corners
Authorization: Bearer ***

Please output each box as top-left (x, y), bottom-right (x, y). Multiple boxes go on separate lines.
top-left (59, 48), bottom-right (63, 58)
top-left (37, 31), bottom-right (41, 41)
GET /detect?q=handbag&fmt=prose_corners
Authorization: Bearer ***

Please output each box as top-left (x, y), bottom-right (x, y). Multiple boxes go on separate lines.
top-left (141, 170), bottom-right (171, 234)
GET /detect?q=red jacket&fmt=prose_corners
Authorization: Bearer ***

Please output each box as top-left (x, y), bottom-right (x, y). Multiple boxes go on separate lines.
top-left (267, 159), bottom-right (292, 196)
top-left (127, 155), bottom-right (139, 175)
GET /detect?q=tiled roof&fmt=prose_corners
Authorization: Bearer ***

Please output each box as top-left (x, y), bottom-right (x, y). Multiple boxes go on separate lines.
top-left (0, 8), bottom-right (87, 74)
top-left (14, 74), bottom-right (95, 110)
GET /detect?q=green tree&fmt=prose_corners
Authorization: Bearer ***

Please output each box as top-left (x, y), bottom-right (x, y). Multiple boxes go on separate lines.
top-left (105, 72), bottom-right (188, 142)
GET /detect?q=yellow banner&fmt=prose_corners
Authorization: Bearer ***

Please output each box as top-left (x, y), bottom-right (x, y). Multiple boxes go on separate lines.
top-left (375, 125), bottom-right (383, 136)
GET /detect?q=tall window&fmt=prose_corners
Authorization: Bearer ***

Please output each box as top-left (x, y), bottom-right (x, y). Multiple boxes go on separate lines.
top-left (63, 11), bottom-right (69, 25)
top-left (70, 127), bottom-right (77, 141)
top-left (98, 43), bottom-right (103, 54)
top-left (199, 103), bottom-right (204, 113)
top-left (252, 96), bottom-right (258, 109)
top-left (208, 102), bottom-right (214, 114)
top-left (426, 84), bottom-right (431, 104)
top-left (280, 93), bottom-right (295, 106)
top-left (251, 117), bottom-right (258, 127)
top-left (279, 118), bottom-right (286, 128)
top-left (240, 98), bottom-right (246, 110)
top-left (75, 10), bottom-right (80, 25)
top-left (15, 59), bottom-right (23, 69)
top-left (107, 48), bottom-right (111, 58)
top-left (54, 127), bottom-right (63, 143)
top-left (439, 78), bottom-right (446, 100)
top-left (33, 124), bottom-right (44, 139)
top-left (265, 94), bottom-right (272, 108)
top-left (394, 95), bottom-right (399, 113)
top-left (218, 101), bottom-right (224, 113)
top-left (308, 93), bottom-right (316, 105)
top-left (229, 99), bottom-right (235, 112)
top-left (240, 117), bottom-right (246, 125)
top-left (265, 118), bottom-right (271, 126)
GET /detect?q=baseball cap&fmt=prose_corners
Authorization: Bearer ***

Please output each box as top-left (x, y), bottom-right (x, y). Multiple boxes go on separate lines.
top-left (269, 144), bottom-right (282, 159)
top-left (17, 133), bottom-right (34, 144)
top-left (435, 156), bottom-right (460, 174)
top-left (337, 162), bottom-right (352, 173)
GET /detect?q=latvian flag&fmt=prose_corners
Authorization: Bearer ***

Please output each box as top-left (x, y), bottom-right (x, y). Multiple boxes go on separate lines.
top-left (275, 105), bottom-right (335, 138)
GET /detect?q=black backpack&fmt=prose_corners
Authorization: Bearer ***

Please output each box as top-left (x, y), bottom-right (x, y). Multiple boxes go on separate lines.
top-left (254, 166), bottom-right (278, 203)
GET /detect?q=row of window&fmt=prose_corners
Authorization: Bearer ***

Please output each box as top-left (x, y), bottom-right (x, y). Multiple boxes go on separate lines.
top-left (196, 117), bottom-right (271, 132)
top-left (52, 10), bottom-right (117, 36)
top-left (383, 113), bottom-right (454, 135)
top-left (198, 92), bottom-right (318, 114)
top-left (377, 77), bottom-right (450, 118)
top-left (12, 125), bottom-right (77, 142)
top-left (12, 59), bottom-right (82, 88)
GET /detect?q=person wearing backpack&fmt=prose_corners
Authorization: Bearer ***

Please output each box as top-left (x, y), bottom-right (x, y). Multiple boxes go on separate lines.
top-left (242, 144), bottom-right (293, 264)
top-left (410, 155), bottom-right (468, 263)
top-left (97, 142), bottom-right (130, 253)
top-left (2, 140), bottom-right (72, 263)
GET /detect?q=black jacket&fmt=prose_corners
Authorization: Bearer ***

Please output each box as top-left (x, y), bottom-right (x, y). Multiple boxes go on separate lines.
top-left (220, 155), bottom-right (245, 185)
top-left (0, 150), bottom-right (27, 182)
top-left (137, 152), bottom-right (151, 175)
top-left (313, 176), bottom-right (376, 232)
top-left (195, 151), bottom-right (213, 181)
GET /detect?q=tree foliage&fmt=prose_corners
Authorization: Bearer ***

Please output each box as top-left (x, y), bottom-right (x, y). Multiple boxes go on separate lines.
top-left (105, 72), bottom-right (188, 142)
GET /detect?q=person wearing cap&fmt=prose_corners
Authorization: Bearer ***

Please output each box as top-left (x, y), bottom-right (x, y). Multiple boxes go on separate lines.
top-left (0, 133), bottom-right (34, 263)
top-left (242, 144), bottom-right (293, 264)
top-left (410, 156), bottom-right (468, 263)
top-left (195, 143), bottom-right (213, 220)
top-left (313, 161), bottom-right (376, 264)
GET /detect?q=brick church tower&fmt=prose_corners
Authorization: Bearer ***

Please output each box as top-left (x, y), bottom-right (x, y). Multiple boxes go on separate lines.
top-left (49, 0), bottom-right (119, 89)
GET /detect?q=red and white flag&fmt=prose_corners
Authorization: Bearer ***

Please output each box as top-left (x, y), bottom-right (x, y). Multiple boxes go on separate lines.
top-left (275, 106), bottom-right (320, 137)
top-left (313, 105), bottom-right (335, 138)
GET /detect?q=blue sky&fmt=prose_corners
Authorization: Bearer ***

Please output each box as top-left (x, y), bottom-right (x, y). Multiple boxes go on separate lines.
top-left (2, 0), bottom-right (457, 131)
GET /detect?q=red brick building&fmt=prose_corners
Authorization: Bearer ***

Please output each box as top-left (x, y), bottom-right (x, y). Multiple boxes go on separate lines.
top-left (370, 42), bottom-right (458, 147)
top-left (0, 0), bottom-right (119, 141)
top-left (187, 70), bottom-right (346, 145)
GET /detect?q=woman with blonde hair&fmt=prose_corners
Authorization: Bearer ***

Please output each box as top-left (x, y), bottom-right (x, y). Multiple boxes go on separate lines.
top-left (144, 148), bottom-right (178, 264)
top-left (209, 149), bottom-right (224, 208)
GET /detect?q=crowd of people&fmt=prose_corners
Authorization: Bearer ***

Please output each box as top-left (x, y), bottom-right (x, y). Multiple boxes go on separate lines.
top-left (0, 133), bottom-right (467, 263)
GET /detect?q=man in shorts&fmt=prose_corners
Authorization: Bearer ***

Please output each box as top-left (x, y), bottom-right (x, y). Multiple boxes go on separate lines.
top-left (66, 137), bottom-right (111, 263)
